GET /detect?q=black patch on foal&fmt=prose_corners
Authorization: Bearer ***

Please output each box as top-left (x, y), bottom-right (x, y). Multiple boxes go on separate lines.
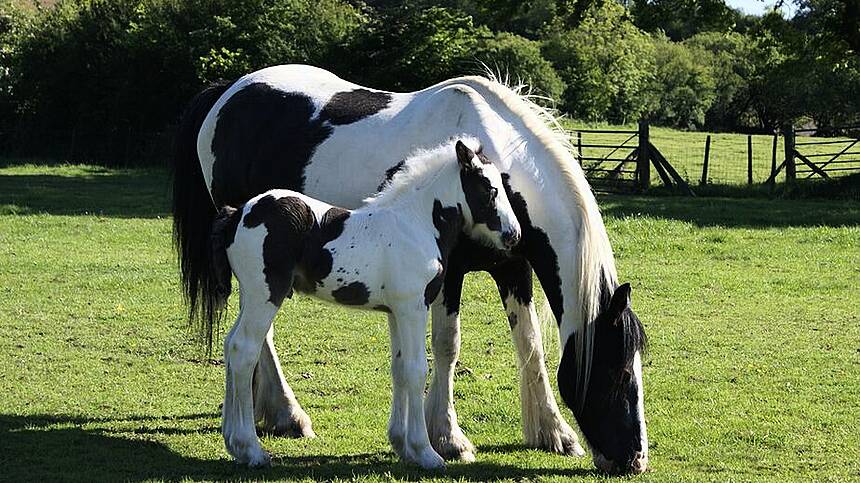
top-left (320, 89), bottom-right (392, 125)
top-left (425, 200), bottom-right (464, 308)
top-left (244, 196), bottom-right (352, 304)
top-left (211, 83), bottom-right (333, 204)
top-left (243, 195), bottom-right (316, 305)
top-left (332, 281), bottom-right (371, 306)
top-left (460, 167), bottom-right (501, 231)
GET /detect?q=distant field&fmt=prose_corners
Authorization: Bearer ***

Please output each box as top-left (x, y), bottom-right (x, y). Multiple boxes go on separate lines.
top-left (564, 121), bottom-right (860, 186)
top-left (1, 163), bottom-right (858, 482)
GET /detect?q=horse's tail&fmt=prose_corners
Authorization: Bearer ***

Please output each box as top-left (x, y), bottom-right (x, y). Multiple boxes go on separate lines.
top-left (202, 205), bottom-right (241, 354)
top-left (171, 80), bottom-right (232, 348)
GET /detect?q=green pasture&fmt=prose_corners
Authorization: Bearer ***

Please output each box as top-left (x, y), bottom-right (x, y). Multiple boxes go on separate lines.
top-left (0, 163), bottom-right (858, 482)
top-left (565, 121), bottom-right (860, 186)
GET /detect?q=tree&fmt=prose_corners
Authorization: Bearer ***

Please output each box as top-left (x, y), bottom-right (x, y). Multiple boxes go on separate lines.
top-left (542, 1), bottom-right (654, 123)
top-left (647, 34), bottom-right (716, 128)
top-left (630, 0), bottom-right (738, 40)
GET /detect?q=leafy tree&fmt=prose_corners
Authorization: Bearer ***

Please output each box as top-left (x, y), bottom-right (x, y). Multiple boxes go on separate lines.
top-left (542, 1), bottom-right (654, 123)
top-left (647, 34), bottom-right (716, 128)
top-left (338, 6), bottom-right (489, 91)
top-left (630, 0), bottom-right (737, 40)
top-left (472, 31), bottom-right (565, 100)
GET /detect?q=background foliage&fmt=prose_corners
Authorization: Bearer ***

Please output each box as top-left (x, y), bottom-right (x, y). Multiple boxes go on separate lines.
top-left (0, 0), bottom-right (857, 164)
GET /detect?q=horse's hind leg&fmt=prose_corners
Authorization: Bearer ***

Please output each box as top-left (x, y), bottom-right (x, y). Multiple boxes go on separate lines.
top-left (489, 257), bottom-right (585, 457)
top-left (424, 269), bottom-right (476, 462)
top-left (253, 326), bottom-right (315, 438)
top-left (222, 290), bottom-right (278, 468)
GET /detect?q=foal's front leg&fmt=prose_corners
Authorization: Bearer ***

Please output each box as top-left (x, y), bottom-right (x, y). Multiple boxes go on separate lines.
top-left (253, 326), bottom-right (315, 438)
top-left (489, 257), bottom-right (585, 457)
top-left (425, 269), bottom-right (476, 462)
top-left (390, 304), bottom-right (445, 470)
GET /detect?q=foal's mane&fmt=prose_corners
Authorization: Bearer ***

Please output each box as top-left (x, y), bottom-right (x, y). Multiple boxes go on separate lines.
top-left (364, 137), bottom-right (480, 207)
top-left (446, 73), bottom-right (621, 406)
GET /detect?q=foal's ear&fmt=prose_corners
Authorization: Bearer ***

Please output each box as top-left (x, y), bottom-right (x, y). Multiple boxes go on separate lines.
top-left (455, 140), bottom-right (477, 170)
top-left (606, 283), bottom-right (632, 324)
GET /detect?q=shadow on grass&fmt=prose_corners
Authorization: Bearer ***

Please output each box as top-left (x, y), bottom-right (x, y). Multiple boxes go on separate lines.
top-left (599, 194), bottom-right (860, 228)
top-left (0, 413), bottom-right (598, 482)
top-left (0, 171), bottom-right (170, 218)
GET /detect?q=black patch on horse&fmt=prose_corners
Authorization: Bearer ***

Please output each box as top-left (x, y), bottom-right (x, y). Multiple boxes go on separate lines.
top-left (373, 304), bottom-right (391, 313)
top-left (332, 281), bottom-right (371, 306)
top-left (558, 282), bottom-right (647, 469)
top-left (502, 174), bottom-right (563, 322)
top-left (243, 195), bottom-right (316, 305)
top-left (320, 89), bottom-right (392, 125)
top-left (377, 160), bottom-right (406, 192)
top-left (211, 83), bottom-right (333, 205)
top-left (460, 167), bottom-right (501, 231)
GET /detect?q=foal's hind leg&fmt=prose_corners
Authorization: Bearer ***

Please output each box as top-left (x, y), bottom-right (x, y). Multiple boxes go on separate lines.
top-left (253, 326), bottom-right (315, 438)
top-left (222, 291), bottom-right (278, 467)
top-left (425, 269), bottom-right (476, 462)
top-left (489, 257), bottom-right (585, 457)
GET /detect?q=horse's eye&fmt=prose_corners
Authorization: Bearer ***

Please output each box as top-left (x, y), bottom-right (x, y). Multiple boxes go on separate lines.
top-left (489, 187), bottom-right (498, 200)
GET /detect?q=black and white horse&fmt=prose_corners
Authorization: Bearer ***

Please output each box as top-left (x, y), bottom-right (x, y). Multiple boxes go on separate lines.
top-left (206, 139), bottom-right (521, 468)
top-left (173, 65), bottom-right (648, 474)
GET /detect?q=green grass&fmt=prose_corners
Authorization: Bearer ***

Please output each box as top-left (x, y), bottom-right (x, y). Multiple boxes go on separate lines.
top-left (565, 121), bottom-right (860, 186)
top-left (1, 164), bottom-right (858, 482)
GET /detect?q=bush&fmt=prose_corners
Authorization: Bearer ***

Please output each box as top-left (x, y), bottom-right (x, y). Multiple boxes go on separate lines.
top-left (542, 1), bottom-right (654, 123)
top-left (472, 31), bottom-right (565, 101)
top-left (2, 0), bottom-right (364, 164)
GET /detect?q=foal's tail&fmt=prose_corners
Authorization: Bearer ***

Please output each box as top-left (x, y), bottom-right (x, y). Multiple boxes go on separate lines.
top-left (201, 205), bottom-right (241, 354)
top-left (171, 80), bottom-right (232, 350)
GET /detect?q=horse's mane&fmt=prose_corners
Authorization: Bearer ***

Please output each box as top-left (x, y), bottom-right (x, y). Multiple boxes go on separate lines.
top-left (363, 136), bottom-right (481, 207)
top-left (449, 72), bottom-right (620, 407)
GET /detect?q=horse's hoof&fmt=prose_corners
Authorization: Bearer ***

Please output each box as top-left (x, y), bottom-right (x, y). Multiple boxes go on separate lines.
top-left (528, 422), bottom-right (585, 457)
top-left (431, 433), bottom-right (476, 462)
top-left (264, 410), bottom-right (316, 438)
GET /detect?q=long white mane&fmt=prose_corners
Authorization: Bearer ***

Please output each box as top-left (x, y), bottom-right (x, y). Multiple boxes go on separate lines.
top-left (453, 72), bottom-right (619, 404)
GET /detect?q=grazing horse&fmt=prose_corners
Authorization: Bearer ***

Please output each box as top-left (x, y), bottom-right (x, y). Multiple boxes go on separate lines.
top-left (206, 139), bottom-right (521, 468)
top-left (173, 64), bottom-right (648, 474)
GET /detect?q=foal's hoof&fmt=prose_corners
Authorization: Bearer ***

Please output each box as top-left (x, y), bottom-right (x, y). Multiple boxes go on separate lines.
top-left (246, 450), bottom-right (272, 469)
top-left (415, 447), bottom-right (446, 470)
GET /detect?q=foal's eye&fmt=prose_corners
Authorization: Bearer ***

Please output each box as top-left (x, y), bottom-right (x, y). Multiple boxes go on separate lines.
top-left (488, 187), bottom-right (498, 200)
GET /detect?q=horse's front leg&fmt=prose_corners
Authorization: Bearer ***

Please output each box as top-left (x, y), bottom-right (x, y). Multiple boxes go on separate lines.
top-left (488, 257), bottom-right (585, 457)
top-left (425, 266), bottom-right (477, 462)
top-left (252, 325), bottom-right (315, 438)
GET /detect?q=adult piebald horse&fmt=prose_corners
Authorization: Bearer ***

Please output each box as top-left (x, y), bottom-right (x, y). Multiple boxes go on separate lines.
top-left (173, 65), bottom-right (648, 474)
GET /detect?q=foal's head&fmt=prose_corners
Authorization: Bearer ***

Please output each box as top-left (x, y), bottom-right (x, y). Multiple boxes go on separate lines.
top-left (454, 140), bottom-right (521, 251)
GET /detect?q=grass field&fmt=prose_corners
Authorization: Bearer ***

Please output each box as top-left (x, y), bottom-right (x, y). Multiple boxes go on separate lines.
top-left (1, 163), bottom-right (858, 482)
top-left (564, 121), bottom-right (860, 186)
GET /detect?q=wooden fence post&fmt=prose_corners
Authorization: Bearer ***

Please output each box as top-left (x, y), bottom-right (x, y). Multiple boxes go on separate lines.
top-left (747, 135), bottom-right (753, 184)
top-left (701, 135), bottom-right (711, 186)
top-left (638, 120), bottom-right (650, 191)
top-left (577, 131), bottom-right (582, 158)
top-left (770, 132), bottom-right (778, 185)
top-left (783, 125), bottom-right (796, 183)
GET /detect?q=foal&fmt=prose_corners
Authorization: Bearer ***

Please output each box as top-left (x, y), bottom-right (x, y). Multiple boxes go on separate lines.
top-left (208, 139), bottom-right (521, 468)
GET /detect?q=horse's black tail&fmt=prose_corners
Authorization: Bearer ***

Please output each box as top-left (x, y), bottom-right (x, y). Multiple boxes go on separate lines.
top-left (204, 205), bottom-right (241, 354)
top-left (171, 79), bottom-right (232, 353)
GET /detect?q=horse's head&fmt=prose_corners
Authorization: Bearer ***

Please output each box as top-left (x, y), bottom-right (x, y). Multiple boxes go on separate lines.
top-left (559, 283), bottom-right (648, 475)
top-left (455, 140), bottom-right (521, 251)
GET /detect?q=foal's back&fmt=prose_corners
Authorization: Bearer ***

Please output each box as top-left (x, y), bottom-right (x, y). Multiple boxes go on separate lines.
top-left (220, 189), bottom-right (436, 312)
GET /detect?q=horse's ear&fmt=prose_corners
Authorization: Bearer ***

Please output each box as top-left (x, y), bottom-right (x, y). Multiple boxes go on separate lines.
top-left (606, 283), bottom-right (631, 324)
top-left (455, 140), bottom-right (476, 169)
